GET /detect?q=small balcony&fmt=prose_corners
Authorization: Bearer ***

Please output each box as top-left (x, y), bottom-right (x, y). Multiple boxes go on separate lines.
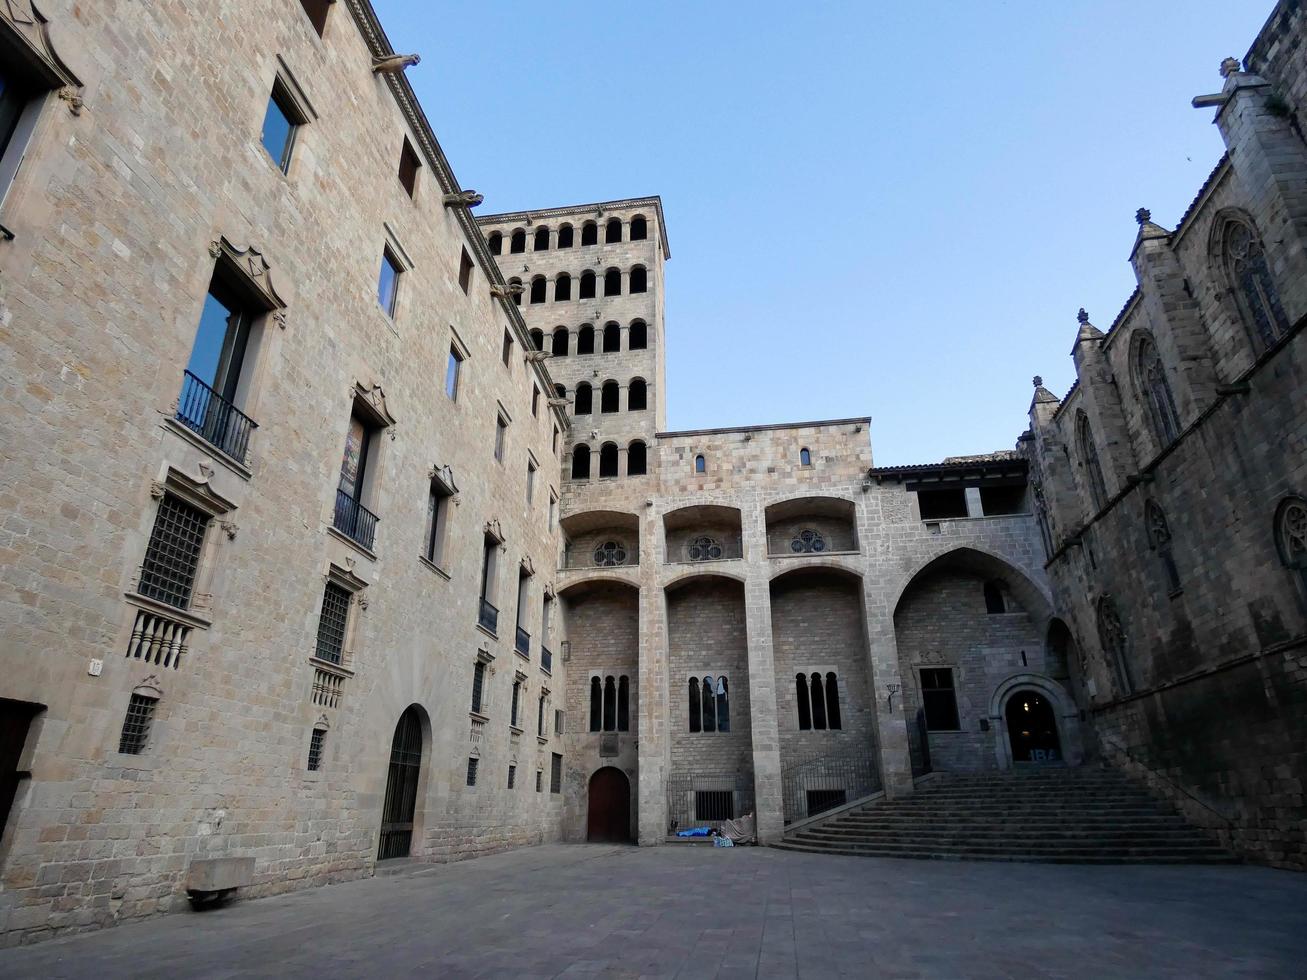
top-left (176, 370), bottom-right (258, 464)
top-left (540, 645), bottom-right (553, 674)
top-left (333, 489), bottom-right (379, 552)
top-left (515, 626), bottom-right (531, 657)
top-left (478, 597), bottom-right (499, 634)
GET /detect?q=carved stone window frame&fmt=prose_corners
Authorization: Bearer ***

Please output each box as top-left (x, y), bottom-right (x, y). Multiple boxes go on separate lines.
top-left (311, 560), bottom-right (369, 676)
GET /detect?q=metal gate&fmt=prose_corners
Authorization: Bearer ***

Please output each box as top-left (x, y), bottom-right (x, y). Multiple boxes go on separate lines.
top-left (378, 706), bottom-right (423, 860)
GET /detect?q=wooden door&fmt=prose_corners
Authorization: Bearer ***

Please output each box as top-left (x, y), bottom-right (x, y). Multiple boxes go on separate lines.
top-left (587, 767), bottom-right (631, 843)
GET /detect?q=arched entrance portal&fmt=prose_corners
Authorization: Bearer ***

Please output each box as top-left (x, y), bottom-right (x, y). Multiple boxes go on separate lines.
top-left (378, 706), bottom-right (424, 859)
top-left (1004, 690), bottom-right (1061, 764)
top-left (587, 767), bottom-right (631, 842)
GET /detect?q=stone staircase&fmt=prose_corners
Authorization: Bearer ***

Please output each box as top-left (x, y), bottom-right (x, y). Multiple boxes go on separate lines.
top-left (775, 766), bottom-right (1235, 864)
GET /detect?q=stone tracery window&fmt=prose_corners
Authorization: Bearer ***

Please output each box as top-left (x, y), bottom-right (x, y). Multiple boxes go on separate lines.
top-left (593, 540), bottom-right (628, 567)
top-left (1145, 500), bottom-right (1181, 594)
top-left (790, 528), bottom-right (826, 554)
top-left (1275, 496), bottom-right (1307, 594)
top-left (1135, 335), bottom-right (1180, 447)
top-left (1095, 594), bottom-right (1133, 695)
top-left (1221, 217), bottom-right (1289, 351)
top-left (687, 535), bottom-right (723, 562)
top-left (1076, 411), bottom-right (1108, 512)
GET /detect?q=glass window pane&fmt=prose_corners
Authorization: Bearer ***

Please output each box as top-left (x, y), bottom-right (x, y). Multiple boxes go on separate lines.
top-left (446, 348), bottom-right (460, 399)
top-left (261, 91), bottom-right (296, 172)
top-left (378, 251), bottom-right (399, 316)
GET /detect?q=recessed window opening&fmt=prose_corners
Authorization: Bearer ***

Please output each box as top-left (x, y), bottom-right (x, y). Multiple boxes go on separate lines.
top-left (298, 0), bottom-right (332, 35)
top-left (920, 668), bottom-right (960, 731)
top-left (314, 581), bottom-right (352, 665)
top-left (571, 444), bottom-right (591, 480)
top-left (980, 484), bottom-right (1025, 515)
top-left (627, 440), bottom-right (647, 476)
top-left (534, 226), bottom-right (549, 251)
top-left (307, 727), bottom-right (326, 771)
top-left (554, 272), bottom-right (572, 302)
top-left (529, 328), bottom-right (545, 351)
top-left (488, 231), bottom-right (503, 255)
top-left (398, 136), bottom-right (421, 197)
top-left (603, 268), bottom-right (621, 297)
top-left (577, 324), bottom-right (595, 355)
top-left (260, 80), bottom-right (302, 174)
top-left (1221, 216), bottom-right (1289, 350)
top-left (917, 488), bottom-right (967, 520)
top-left (378, 246), bottom-right (401, 318)
top-left (529, 276), bottom-right (546, 304)
top-left (628, 379), bottom-right (647, 411)
top-left (445, 344), bottom-right (463, 400)
top-left (471, 659), bottom-right (487, 714)
top-left (579, 271), bottom-right (596, 300)
top-left (494, 412), bottom-right (508, 462)
top-left (551, 753), bottom-right (562, 793)
top-left (602, 322), bottom-right (621, 353)
top-left (510, 229), bottom-right (526, 254)
top-left (458, 247), bottom-right (474, 294)
top-left (629, 266), bottom-right (647, 293)
top-left (508, 764), bottom-right (517, 788)
top-left (581, 221), bottom-right (597, 246)
top-left (508, 277), bottom-right (522, 306)
top-left (629, 320), bottom-right (647, 349)
top-left (694, 454), bottom-right (706, 474)
top-left (599, 442), bottom-right (619, 478)
top-left (552, 327), bottom-right (569, 357)
top-left (574, 382), bottom-right (593, 414)
top-left (557, 224), bottom-right (574, 248)
top-left (117, 693), bottom-right (158, 755)
top-left (425, 476), bottom-right (453, 567)
top-left (466, 757), bottom-right (479, 786)
top-left (984, 581), bottom-right (1006, 614)
top-left (630, 215), bottom-right (647, 240)
top-left (501, 329), bottom-right (514, 365)
top-left (605, 218), bottom-right (622, 243)
top-left (600, 381), bottom-right (620, 413)
top-left (138, 493), bottom-right (210, 610)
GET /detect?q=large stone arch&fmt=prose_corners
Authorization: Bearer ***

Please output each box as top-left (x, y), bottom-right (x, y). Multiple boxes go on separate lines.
top-left (891, 544), bottom-right (1054, 632)
top-left (987, 672), bottom-right (1083, 769)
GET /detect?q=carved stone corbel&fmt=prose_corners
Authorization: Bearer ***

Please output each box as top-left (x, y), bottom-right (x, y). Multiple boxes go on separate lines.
top-left (149, 481), bottom-right (166, 500)
top-left (372, 53), bottom-right (420, 74)
top-left (219, 520), bottom-right (238, 541)
top-left (57, 87), bottom-right (83, 115)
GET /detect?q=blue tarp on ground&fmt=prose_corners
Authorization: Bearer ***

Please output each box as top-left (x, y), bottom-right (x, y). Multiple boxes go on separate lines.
top-left (675, 826), bottom-right (712, 837)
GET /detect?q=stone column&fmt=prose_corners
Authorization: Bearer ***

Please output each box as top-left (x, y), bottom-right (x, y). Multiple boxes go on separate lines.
top-left (964, 487), bottom-right (984, 519)
top-left (861, 580), bottom-right (914, 798)
top-left (741, 502), bottom-right (784, 842)
top-left (636, 507), bottom-right (669, 844)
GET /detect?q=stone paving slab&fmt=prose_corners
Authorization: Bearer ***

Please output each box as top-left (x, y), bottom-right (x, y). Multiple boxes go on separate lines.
top-left (2, 844), bottom-right (1305, 979)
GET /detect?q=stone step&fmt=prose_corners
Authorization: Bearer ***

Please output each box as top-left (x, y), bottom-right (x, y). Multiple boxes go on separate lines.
top-left (771, 841), bottom-right (1238, 865)
top-left (799, 827), bottom-right (1210, 844)
top-left (784, 837), bottom-right (1229, 856)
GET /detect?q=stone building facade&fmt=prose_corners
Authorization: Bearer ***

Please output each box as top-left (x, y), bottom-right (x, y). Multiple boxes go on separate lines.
top-left (1, 0), bottom-right (1298, 951)
top-left (1017, 0), bottom-right (1307, 870)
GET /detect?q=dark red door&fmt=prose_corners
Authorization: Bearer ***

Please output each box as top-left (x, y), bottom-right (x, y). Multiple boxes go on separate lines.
top-left (587, 767), bottom-right (631, 842)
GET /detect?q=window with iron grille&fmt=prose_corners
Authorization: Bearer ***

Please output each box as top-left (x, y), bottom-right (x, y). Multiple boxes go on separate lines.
top-left (466, 757), bottom-right (478, 786)
top-left (471, 660), bottom-right (486, 714)
top-left (695, 790), bottom-right (734, 821)
top-left (920, 667), bottom-right (960, 731)
top-left (307, 728), bottom-right (326, 771)
top-left (550, 753), bottom-right (562, 793)
top-left (117, 693), bottom-right (157, 755)
top-left (138, 494), bottom-right (210, 609)
top-left (508, 764), bottom-right (516, 789)
top-left (511, 678), bottom-right (521, 728)
top-left (314, 582), bottom-right (351, 665)
top-left (806, 789), bottom-right (846, 817)
top-left (536, 770), bottom-right (543, 792)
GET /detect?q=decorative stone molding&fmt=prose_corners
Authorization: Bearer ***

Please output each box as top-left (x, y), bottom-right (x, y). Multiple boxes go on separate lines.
top-left (429, 463), bottom-right (458, 497)
top-left (483, 519), bottom-right (504, 543)
top-left (133, 675), bottom-right (164, 699)
top-left (219, 520), bottom-right (238, 541)
top-left (350, 381), bottom-right (397, 429)
top-left (208, 237), bottom-right (287, 312)
top-left (1, 1), bottom-right (83, 90)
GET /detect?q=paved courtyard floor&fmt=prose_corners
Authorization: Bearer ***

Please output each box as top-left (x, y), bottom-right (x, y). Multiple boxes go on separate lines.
top-left (2, 844), bottom-right (1305, 979)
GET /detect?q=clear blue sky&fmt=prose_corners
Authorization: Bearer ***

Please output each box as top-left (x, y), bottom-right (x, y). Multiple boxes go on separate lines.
top-left (377, 0), bottom-right (1272, 465)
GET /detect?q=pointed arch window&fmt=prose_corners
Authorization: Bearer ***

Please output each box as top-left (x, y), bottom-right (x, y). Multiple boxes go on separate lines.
top-left (1096, 595), bottom-right (1133, 695)
top-left (1136, 336), bottom-right (1180, 446)
top-left (1220, 216), bottom-right (1289, 350)
top-left (1145, 500), bottom-right (1181, 595)
top-left (1076, 412), bottom-right (1108, 511)
top-left (1274, 496), bottom-right (1307, 596)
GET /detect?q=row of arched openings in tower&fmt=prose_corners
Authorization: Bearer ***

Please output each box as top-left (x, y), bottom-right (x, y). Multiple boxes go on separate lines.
top-left (571, 441), bottom-right (647, 479)
top-left (588, 675), bottom-right (630, 732)
top-left (513, 268), bottom-right (648, 305)
top-left (558, 379), bottom-right (647, 415)
top-left (488, 215), bottom-right (648, 255)
top-left (529, 321), bottom-right (647, 356)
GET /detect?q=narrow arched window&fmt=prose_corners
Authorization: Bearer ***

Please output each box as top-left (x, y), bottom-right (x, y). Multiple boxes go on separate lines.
top-left (603, 676), bottom-right (616, 731)
top-left (577, 324), bottom-right (595, 355)
top-left (554, 383), bottom-right (566, 399)
top-left (574, 382), bottom-right (593, 415)
top-left (799, 447), bottom-right (811, 467)
top-left (606, 218), bottom-right (622, 243)
top-left (716, 676), bottom-right (730, 732)
top-left (552, 327), bottom-right (569, 357)
top-left (1276, 496), bottom-right (1307, 595)
top-left (617, 676), bottom-right (630, 731)
top-left (554, 272), bottom-right (572, 302)
top-left (1136, 336), bottom-right (1180, 446)
top-left (984, 581), bottom-right (1005, 614)
top-left (529, 276), bottom-right (546, 304)
top-left (629, 266), bottom-right (647, 293)
top-left (809, 673), bottom-right (827, 729)
top-left (508, 277), bottom-right (522, 307)
top-left (557, 224), bottom-right (574, 249)
top-left (589, 676), bottom-right (602, 732)
top-left (628, 379), bottom-right (647, 411)
top-left (601, 381), bottom-right (620, 414)
top-left (534, 226), bottom-right (549, 252)
top-left (1077, 412), bottom-right (1108, 511)
top-left (579, 271), bottom-right (596, 300)
top-left (570, 444), bottom-right (591, 480)
top-left (488, 231), bottom-right (503, 255)
top-left (694, 454), bottom-right (706, 474)
top-left (825, 673), bottom-right (841, 730)
top-left (604, 268), bottom-right (621, 297)
top-left (581, 221), bottom-right (598, 247)
top-left (688, 677), bottom-right (701, 732)
top-left (701, 677), bottom-right (716, 733)
top-left (602, 322), bottom-right (621, 353)
top-left (627, 440), bottom-right (647, 476)
top-left (529, 328), bottom-right (544, 352)
top-left (1146, 500), bottom-right (1181, 594)
top-left (795, 673), bottom-right (812, 730)
top-left (629, 320), bottom-right (647, 349)
top-left (1096, 594), bottom-right (1133, 694)
top-left (630, 215), bottom-right (647, 240)
top-left (510, 229), bottom-right (526, 254)
top-left (1221, 216), bottom-right (1289, 350)
top-left (599, 442), bottom-right (619, 477)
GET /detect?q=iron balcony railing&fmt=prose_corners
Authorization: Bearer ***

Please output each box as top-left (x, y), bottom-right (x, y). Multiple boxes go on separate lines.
top-left (780, 747), bottom-right (881, 825)
top-left (562, 545), bottom-right (640, 570)
top-left (176, 370), bottom-right (258, 464)
top-left (478, 597), bottom-right (499, 634)
top-left (515, 626), bottom-right (530, 656)
top-left (540, 645), bottom-right (553, 674)
top-left (333, 488), bottom-right (379, 551)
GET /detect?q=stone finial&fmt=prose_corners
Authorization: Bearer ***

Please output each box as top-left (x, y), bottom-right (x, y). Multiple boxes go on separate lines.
top-left (372, 53), bottom-right (420, 75)
top-left (1219, 57), bottom-right (1241, 79)
top-left (1077, 308), bottom-right (1089, 325)
top-left (1033, 375), bottom-right (1043, 388)
top-left (1135, 208), bottom-right (1151, 225)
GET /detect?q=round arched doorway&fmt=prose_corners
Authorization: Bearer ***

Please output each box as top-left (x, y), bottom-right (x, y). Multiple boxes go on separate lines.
top-left (587, 767), bottom-right (631, 842)
top-left (1004, 689), bottom-right (1062, 764)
